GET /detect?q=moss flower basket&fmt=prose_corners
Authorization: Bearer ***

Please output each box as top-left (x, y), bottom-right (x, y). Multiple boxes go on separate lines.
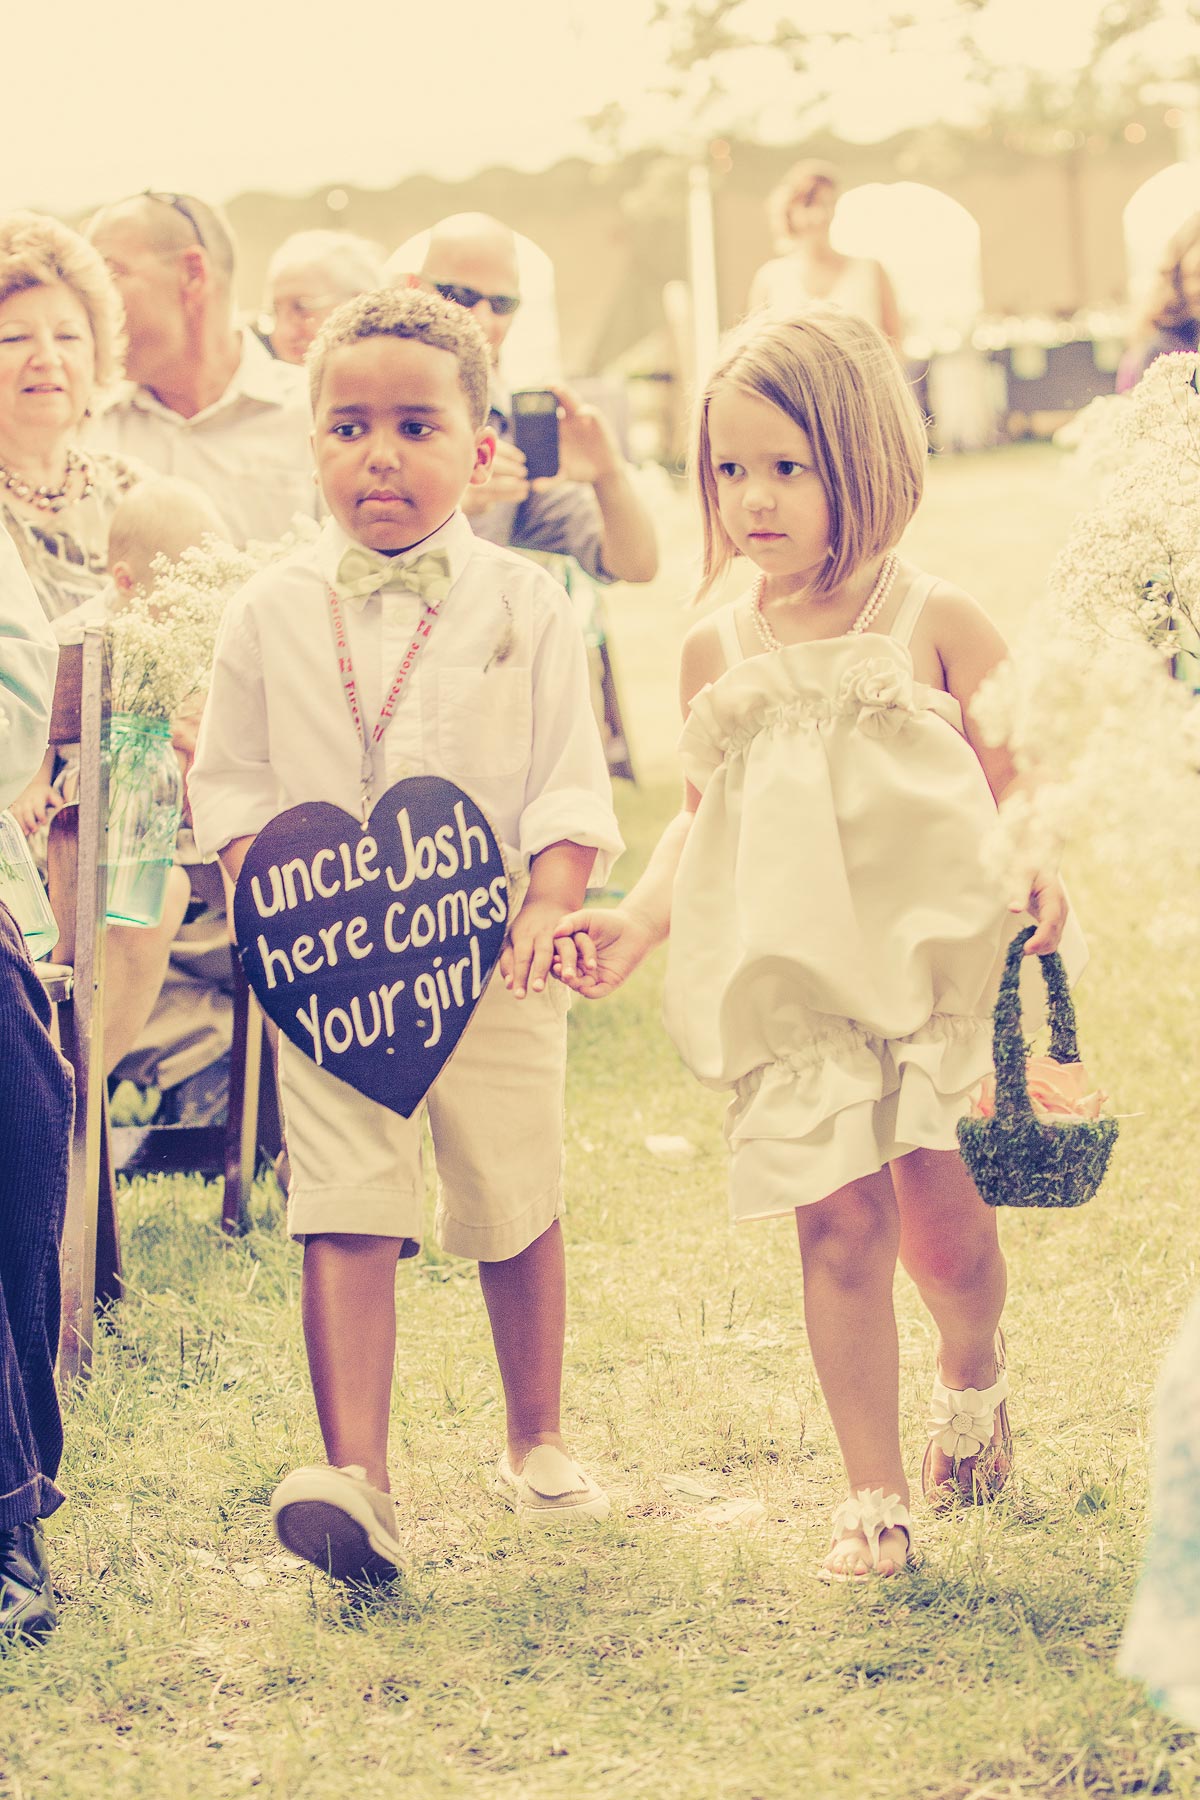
top-left (957, 926), bottom-right (1119, 1209)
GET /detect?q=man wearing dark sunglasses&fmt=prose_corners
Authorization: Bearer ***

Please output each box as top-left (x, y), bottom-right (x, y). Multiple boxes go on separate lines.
top-left (416, 214), bottom-right (657, 586)
top-left (84, 191), bottom-right (319, 547)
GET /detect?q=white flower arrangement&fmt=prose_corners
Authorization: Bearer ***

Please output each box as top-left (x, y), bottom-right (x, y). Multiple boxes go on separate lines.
top-left (106, 519), bottom-right (318, 722)
top-left (107, 539), bottom-right (253, 722)
top-left (972, 353), bottom-right (1200, 916)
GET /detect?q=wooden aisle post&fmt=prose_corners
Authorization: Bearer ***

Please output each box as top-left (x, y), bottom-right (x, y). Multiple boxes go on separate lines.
top-left (57, 628), bottom-right (113, 1386)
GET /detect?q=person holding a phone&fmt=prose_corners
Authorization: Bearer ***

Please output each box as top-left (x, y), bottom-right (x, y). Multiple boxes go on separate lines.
top-left (417, 214), bottom-right (658, 586)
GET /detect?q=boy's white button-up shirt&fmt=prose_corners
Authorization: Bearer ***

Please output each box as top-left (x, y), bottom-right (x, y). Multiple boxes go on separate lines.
top-left (189, 510), bottom-right (623, 884)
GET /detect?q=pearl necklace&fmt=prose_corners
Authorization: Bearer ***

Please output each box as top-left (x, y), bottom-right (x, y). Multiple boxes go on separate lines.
top-left (0, 447), bottom-right (94, 514)
top-left (751, 552), bottom-right (899, 653)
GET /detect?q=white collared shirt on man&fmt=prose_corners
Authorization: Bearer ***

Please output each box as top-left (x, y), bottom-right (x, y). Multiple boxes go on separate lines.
top-left (188, 511), bottom-right (623, 882)
top-left (87, 330), bottom-right (320, 547)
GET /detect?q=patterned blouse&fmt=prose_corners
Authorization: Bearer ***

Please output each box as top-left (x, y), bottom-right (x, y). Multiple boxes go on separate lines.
top-left (0, 449), bottom-right (143, 622)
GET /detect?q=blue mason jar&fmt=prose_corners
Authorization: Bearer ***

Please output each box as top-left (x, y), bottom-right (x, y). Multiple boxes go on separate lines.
top-left (106, 713), bottom-right (183, 929)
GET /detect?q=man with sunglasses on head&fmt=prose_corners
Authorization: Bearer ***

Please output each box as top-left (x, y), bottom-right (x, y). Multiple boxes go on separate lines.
top-left (416, 214), bottom-right (657, 585)
top-left (84, 192), bottom-right (319, 547)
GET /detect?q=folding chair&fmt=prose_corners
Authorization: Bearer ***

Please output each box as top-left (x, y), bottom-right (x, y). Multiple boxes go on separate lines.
top-left (109, 949), bottom-right (280, 1236)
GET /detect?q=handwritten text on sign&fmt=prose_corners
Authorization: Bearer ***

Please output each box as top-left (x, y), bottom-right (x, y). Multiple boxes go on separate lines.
top-left (233, 777), bottom-right (509, 1116)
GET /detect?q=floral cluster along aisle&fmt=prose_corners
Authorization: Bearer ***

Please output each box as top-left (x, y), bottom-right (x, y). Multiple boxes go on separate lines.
top-left (103, 529), bottom-right (310, 928)
top-left (972, 351), bottom-right (1200, 1728)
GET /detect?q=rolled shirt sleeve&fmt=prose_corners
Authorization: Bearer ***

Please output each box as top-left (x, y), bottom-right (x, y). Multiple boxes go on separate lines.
top-left (188, 592), bottom-right (280, 857)
top-left (0, 527), bottom-right (58, 808)
top-left (519, 584), bottom-right (623, 888)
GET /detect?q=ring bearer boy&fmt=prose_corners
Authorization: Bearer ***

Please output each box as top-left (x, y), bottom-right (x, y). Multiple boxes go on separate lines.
top-left (189, 289), bottom-right (622, 1582)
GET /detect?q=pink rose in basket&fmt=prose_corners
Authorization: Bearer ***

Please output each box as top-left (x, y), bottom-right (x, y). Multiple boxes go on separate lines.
top-left (970, 1057), bottom-right (1110, 1123)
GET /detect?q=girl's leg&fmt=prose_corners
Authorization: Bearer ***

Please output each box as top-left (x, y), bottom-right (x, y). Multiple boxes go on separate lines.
top-left (891, 1147), bottom-right (1008, 1492)
top-left (300, 1232), bottom-right (406, 1492)
top-left (478, 1219), bottom-right (566, 1469)
top-left (795, 1170), bottom-right (909, 1574)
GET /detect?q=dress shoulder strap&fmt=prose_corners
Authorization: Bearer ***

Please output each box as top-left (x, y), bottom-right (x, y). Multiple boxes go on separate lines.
top-left (714, 603), bottom-right (746, 670)
top-left (888, 569), bottom-right (940, 647)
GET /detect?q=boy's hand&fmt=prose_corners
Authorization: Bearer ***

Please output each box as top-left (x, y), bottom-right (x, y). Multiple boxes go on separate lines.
top-left (1014, 870), bottom-right (1068, 955)
top-left (501, 896), bottom-right (564, 999)
top-left (10, 782), bottom-right (60, 837)
top-left (551, 907), bottom-right (658, 999)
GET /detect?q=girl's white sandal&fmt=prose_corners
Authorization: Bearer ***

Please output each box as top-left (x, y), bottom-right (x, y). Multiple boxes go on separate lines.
top-left (921, 1346), bottom-right (1013, 1507)
top-left (820, 1487), bottom-right (913, 1582)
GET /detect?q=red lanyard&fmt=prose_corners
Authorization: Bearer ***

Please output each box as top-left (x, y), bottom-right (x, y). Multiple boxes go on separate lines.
top-left (328, 586), bottom-right (439, 826)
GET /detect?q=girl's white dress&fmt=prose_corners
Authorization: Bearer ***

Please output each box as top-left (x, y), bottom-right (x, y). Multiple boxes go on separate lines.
top-left (664, 568), bottom-right (1026, 1221)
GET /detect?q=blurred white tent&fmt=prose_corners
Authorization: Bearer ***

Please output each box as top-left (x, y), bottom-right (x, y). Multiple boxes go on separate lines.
top-left (385, 229), bottom-right (562, 390)
top-left (832, 181), bottom-right (984, 345)
top-left (1123, 162), bottom-right (1200, 304)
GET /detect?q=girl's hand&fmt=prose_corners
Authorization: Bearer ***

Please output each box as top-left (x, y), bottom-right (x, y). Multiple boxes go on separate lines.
top-left (10, 782), bottom-right (60, 837)
top-left (551, 907), bottom-right (659, 999)
top-left (1013, 871), bottom-right (1068, 954)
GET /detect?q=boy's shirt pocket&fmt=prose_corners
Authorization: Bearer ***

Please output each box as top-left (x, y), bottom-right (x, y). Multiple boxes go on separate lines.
top-left (435, 668), bottom-right (532, 780)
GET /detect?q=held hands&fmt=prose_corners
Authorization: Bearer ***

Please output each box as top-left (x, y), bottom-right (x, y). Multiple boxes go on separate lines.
top-left (1014, 870), bottom-right (1068, 955)
top-left (500, 896), bottom-right (565, 1000)
top-left (550, 906), bottom-right (658, 1000)
top-left (10, 781), bottom-right (60, 837)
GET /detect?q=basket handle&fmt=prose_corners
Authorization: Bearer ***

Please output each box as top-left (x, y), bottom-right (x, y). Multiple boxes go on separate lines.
top-left (992, 924), bottom-right (1081, 1123)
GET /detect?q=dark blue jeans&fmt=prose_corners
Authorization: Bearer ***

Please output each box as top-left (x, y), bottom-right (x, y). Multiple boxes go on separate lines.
top-left (0, 903), bottom-right (73, 1529)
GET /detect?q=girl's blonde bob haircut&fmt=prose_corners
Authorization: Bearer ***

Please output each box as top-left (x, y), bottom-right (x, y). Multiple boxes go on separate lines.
top-left (693, 307), bottom-right (928, 602)
top-left (0, 211), bottom-right (126, 391)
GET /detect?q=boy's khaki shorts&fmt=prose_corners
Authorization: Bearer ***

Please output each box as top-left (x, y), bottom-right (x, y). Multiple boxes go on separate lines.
top-left (278, 973), bottom-right (570, 1262)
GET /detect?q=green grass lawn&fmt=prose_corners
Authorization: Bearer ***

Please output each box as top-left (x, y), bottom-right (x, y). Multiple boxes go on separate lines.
top-left (3, 446), bottom-right (1198, 1799)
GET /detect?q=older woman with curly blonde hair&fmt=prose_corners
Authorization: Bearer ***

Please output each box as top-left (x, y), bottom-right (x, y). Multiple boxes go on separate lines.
top-left (0, 212), bottom-right (142, 619)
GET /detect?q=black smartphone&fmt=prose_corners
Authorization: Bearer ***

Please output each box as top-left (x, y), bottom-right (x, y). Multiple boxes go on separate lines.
top-left (510, 390), bottom-right (560, 480)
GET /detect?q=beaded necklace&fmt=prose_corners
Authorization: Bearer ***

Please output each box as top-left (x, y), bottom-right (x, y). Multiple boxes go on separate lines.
top-left (0, 446), bottom-right (94, 514)
top-left (751, 552), bottom-right (899, 653)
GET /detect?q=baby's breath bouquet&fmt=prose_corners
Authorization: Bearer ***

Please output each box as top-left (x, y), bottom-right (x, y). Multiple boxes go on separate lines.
top-left (107, 538), bottom-right (263, 720)
top-left (972, 353), bottom-right (1200, 928)
top-left (1050, 354), bottom-right (1200, 668)
top-left (103, 524), bottom-right (315, 926)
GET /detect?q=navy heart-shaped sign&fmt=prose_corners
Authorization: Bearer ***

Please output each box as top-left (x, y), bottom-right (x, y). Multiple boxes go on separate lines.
top-left (233, 776), bottom-right (509, 1117)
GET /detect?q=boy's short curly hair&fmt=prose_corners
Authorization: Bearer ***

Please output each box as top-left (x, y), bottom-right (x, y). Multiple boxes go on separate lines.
top-left (0, 210), bottom-right (126, 390)
top-left (307, 285), bottom-right (490, 425)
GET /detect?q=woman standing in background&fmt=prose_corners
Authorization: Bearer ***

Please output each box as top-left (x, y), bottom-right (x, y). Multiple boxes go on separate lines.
top-left (748, 161), bottom-right (903, 356)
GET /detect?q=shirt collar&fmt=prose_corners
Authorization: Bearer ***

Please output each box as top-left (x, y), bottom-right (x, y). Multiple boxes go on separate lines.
top-left (312, 510), bottom-right (476, 609)
top-left (127, 328), bottom-right (307, 419)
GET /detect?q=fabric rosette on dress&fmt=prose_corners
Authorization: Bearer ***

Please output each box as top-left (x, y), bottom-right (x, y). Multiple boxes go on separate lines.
top-left (835, 657), bottom-right (918, 739)
top-left (664, 632), bottom-right (1023, 1220)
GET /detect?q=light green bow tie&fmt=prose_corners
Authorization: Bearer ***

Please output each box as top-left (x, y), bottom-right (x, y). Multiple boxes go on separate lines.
top-left (335, 545), bottom-right (453, 605)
